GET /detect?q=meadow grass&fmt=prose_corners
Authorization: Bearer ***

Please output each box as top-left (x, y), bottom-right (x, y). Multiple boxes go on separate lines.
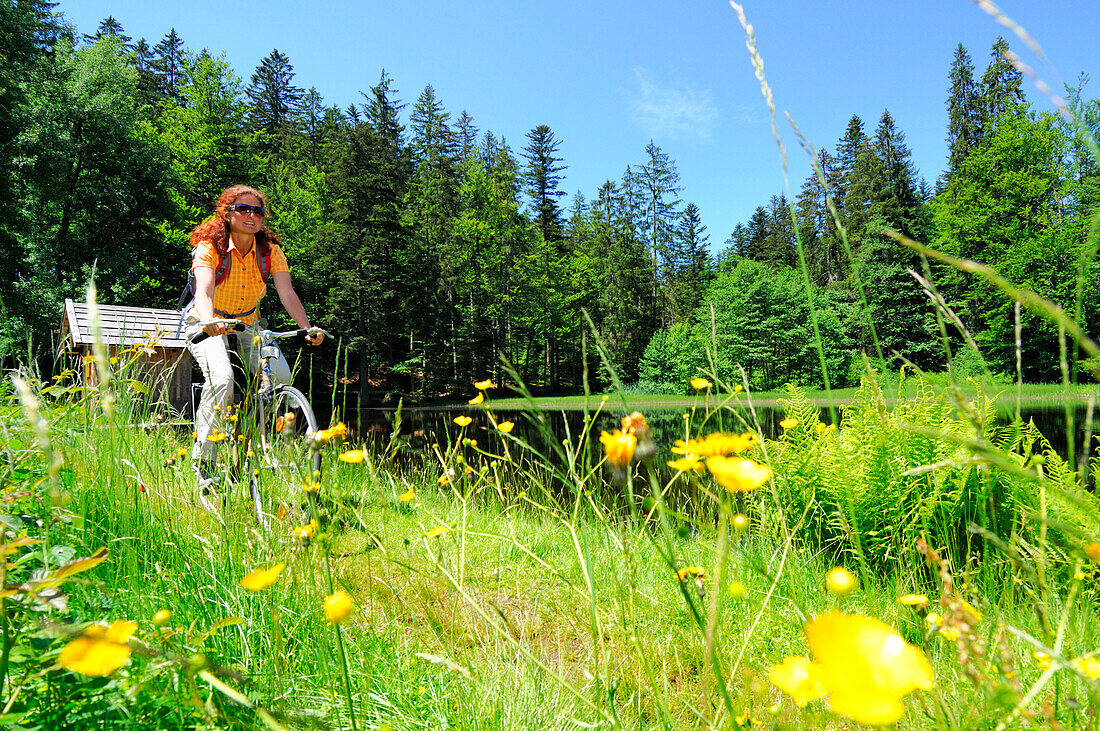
top-left (2, 348), bottom-right (1099, 729)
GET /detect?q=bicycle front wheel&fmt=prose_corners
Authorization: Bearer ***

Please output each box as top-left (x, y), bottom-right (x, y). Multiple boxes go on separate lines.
top-left (255, 385), bottom-right (322, 523)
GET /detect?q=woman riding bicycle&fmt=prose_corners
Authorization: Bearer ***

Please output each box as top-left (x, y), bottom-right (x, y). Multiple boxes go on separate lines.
top-left (183, 184), bottom-right (324, 494)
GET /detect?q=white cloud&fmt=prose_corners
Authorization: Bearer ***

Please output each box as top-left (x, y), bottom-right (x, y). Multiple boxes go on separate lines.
top-left (630, 68), bottom-right (719, 141)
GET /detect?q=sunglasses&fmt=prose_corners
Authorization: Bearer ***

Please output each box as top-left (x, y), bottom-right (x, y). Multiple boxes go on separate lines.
top-left (229, 203), bottom-right (265, 217)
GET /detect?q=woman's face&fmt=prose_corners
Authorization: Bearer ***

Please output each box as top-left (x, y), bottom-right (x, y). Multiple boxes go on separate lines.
top-left (225, 193), bottom-right (264, 239)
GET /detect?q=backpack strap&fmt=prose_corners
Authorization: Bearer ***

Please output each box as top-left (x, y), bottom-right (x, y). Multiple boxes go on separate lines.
top-left (258, 249), bottom-right (270, 282)
top-left (213, 250), bottom-right (232, 285)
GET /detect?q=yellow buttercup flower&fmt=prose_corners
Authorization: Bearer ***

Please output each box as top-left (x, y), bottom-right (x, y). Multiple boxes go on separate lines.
top-left (1073, 657), bottom-right (1100, 680)
top-left (312, 422), bottom-right (348, 444)
top-left (690, 377), bottom-right (712, 390)
top-left (732, 513), bottom-right (749, 532)
top-left (292, 520), bottom-right (319, 545)
top-left (768, 656), bottom-right (825, 707)
top-left (600, 430), bottom-right (637, 468)
top-left (468, 392), bottom-right (484, 405)
top-left (58, 620), bottom-right (137, 677)
top-left (152, 609), bottom-right (173, 627)
top-left (826, 567), bottom-right (857, 596)
top-left (425, 525), bottom-right (450, 539)
top-left (239, 562), bottom-right (286, 591)
top-left (302, 481), bottom-right (321, 493)
top-left (497, 421), bottom-right (515, 434)
top-left (667, 456), bottom-right (705, 472)
top-left (677, 566), bottom-right (706, 582)
top-left (678, 566), bottom-right (708, 598)
top-left (1087, 542), bottom-right (1100, 564)
top-left (324, 590), bottom-right (355, 624)
top-left (898, 594), bottom-right (929, 608)
top-left (206, 429), bottom-right (227, 443)
top-left (1034, 651), bottom-right (1052, 671)
top-left (399, 488), bottom-right (416, 502)
top-left (339, 450), bottom-right (367, 463)
top-left (453, 415), bottom-right (472, 427)
top-left (292, 518), bottom-right (319, 536)
top-left (706, 456), bottom-right (771, 492)
top-left (958, 599), bottom-right (982, 624)
top-left (620, 412), bottom-right (655, 462)
top-left (473, 379), bottom-right (492, 390)
top-left (733, 384), bottom-right (743, 394)
top-left (804, 612), bottom-right (933, 726)
top-left (779, 417), bottom-right (798, 429)
top-left (672, 432), bottom-right (756, 457)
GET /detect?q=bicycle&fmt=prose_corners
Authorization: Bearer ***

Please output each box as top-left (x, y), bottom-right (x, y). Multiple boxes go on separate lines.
top-left (189, 319), bottom-right (329, 530)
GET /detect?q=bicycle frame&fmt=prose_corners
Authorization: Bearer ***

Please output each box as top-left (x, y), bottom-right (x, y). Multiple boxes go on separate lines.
top-left (189, 319), bottom-right (329, 527)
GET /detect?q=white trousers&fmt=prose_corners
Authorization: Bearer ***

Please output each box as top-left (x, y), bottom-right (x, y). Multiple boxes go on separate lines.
top-left (187, 326), bottom-right (293, 461)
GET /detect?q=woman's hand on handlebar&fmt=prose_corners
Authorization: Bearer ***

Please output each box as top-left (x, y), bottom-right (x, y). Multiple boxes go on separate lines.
top-left (305, 328), bottom-right (325, 346)
top-left (195, 318), bottom-right (242, 339)
top-left (203, 321), bottom-right (228, 338)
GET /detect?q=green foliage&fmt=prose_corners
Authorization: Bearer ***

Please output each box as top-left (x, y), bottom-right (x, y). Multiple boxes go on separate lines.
top-left (636, 322), bottom-right (708, 393)
top-left (771, 377), bottom-right (1100, 584)
top-left (932, 110), bottom-right (1084, 378)
top-left (693, 258), bottom-right (853, 390)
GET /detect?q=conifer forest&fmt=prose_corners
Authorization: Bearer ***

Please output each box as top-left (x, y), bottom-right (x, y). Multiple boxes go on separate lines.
top-left (3, 4), bottom-right (1098, 397)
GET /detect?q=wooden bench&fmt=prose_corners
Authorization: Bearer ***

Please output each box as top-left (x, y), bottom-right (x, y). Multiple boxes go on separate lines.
top-left (60, 299), bottom-right (195, 418)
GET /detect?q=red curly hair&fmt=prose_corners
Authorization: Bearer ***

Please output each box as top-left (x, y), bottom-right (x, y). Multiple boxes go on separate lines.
top-left (188, 184), bottom-right (281, 256)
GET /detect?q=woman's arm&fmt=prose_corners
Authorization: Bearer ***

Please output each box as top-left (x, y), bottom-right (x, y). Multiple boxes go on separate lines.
top-left (194, 266), bottom-right (226, 337)
top-left (272, 270), bottom-right (324, 345)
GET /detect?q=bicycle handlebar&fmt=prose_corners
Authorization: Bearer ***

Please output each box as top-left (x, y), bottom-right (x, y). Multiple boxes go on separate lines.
top-left (189, 319), bottom-right (329, 345)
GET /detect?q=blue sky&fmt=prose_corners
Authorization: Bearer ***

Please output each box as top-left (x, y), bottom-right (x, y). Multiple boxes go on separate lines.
top-left (61, 0), bottom-right (1100, 252)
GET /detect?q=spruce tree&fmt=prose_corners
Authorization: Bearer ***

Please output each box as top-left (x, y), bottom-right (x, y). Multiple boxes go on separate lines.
top-left (665, 202), bottom-right (713, 323)
top-left (636, 141), bottom-right (682, 280)
top-left (743, 206), bottom-right (769, 261)
top-left (522, 124), bottom-right (567, 247)
top-left (597, 178), bottom-right (659, 380)
top-left (408, 84), bottom-right (460, 388)
top-left (838, 118), bottom-right (878, 240)
top-left (946, 43), bottom-right (981, 178)
top-left (84, 16), bottom-right (131, 49)
top-left (872, 109), bottom-right (921, 238)
top-left (246, 49), bottom-right (304, 149)
top-left (761, 195), bottom-right (795, 268)
top-left (831, 116), bottom-right (867, 211)
top-left (981, 37), bottom-right (1025, 126)
top-left (319, 73), bottom-right (414, 400)
top-left (131, 39), bottom-right (163, 108)
top-left (455, 110), bottom-right (479, 160)
top-left (151, 29), bottom-right (186, 105)
top-left (299, 87), bottom-right (326, 167)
